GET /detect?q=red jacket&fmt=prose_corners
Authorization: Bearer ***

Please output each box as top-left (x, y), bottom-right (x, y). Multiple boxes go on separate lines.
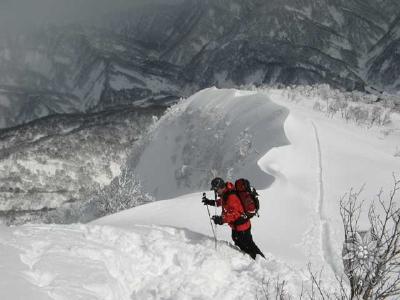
top-left (216, 182), bottom-right (251, 232)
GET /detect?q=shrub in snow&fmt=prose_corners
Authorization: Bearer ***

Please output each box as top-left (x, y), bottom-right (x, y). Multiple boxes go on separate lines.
top-left (94, 168), bottom-right (153, 215)
top-left (235, 129), bottom-right (253, 159)
top-left (370, 107), bottom-right (384, 126)
top-left (258, 277), bottom-right (291, 299)
top-left (327, 100), bottom-right (340, 117)
top-left (259, 84), bottom-right (397, 127)
top-left (340, 176), bottom-right (400, 299)
top-left (313, 101), bottom-right (323, 112)
top-left (344, 106), bottom-right (370, 125)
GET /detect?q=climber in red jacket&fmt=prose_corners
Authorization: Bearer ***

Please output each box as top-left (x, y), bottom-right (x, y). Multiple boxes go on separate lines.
top-left (202, 177), bottom-right (265, 260)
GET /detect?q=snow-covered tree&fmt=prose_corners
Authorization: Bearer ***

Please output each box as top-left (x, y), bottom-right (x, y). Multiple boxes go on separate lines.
top-left (95, 168), bottom-right (153, 215)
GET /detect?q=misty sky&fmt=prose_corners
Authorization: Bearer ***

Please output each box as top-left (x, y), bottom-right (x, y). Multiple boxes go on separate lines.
top-left (0, 0), bottom-right (184, 33)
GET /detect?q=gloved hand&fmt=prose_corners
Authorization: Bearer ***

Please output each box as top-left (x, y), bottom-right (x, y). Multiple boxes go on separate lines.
top-left (202, 195), bottom-right (215, 206)
top-left (212, 215), bottom-right (223, 225)
top-left (233, 215), bottom-right (248, 226)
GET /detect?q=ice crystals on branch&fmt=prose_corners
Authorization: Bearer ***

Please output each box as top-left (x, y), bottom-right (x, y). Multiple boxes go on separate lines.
top-left (343, 231), bottom-right (378, 280)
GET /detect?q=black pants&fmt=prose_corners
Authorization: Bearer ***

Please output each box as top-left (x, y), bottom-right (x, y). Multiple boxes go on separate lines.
top-left (232, 228), bottom-right (265, 260)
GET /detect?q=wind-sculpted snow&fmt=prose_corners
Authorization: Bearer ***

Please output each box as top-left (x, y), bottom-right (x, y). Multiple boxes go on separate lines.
top-left (0, 224), bottom-right (302, 299)
top-left (130, 88), bottom-right (289, 200)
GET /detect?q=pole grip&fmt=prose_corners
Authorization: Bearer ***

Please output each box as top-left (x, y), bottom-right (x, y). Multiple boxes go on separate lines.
top-left (203, 192), bottom-right (217, 250)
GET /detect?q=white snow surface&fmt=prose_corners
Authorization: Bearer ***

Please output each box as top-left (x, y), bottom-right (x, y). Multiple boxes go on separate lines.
top-left (0, 224), bottom-right (303, 300)
top-left (1, 87), bottom-right (400, 299)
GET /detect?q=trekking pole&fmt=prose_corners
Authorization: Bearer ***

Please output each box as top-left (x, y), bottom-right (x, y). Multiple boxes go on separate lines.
top-left (203, 192), bottom-right (217, 250)
top-left (213, 190), bottom-right (218, 249)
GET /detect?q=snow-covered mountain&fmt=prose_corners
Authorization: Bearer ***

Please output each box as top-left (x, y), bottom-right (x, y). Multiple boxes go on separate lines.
top-left (0, 105), bottom-right (164, 224)
top-left (1, 0), bottom-right (400, 128)
top-left (366, 14), bottom-right (400, 91)
top-left (0, 87), bottom-right (289, 224)
top-left (0, 23), bottom-right (185, 128)
top-left (1, 87), bottom-right (399, 299)
top-left (2, 1), bottom-right (400, 298)
top-left (161, 0), bottom-right (400, 92)
top-left (1, 85), bottom-right (399, 224)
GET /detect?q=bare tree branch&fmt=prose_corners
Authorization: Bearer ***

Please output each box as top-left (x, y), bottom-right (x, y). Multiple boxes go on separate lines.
top-left (340, 175), bottom-right (400, 299)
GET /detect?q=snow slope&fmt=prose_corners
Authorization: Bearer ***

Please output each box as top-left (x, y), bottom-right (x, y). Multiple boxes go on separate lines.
top-left (1, 87), bottom-right (399, 299)
top-left (259, 88), bottom-right (400, 276)
top-left (0, 224), bottom-right (303, 299)
top-left (101, 87), bottom-right (400, 272)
